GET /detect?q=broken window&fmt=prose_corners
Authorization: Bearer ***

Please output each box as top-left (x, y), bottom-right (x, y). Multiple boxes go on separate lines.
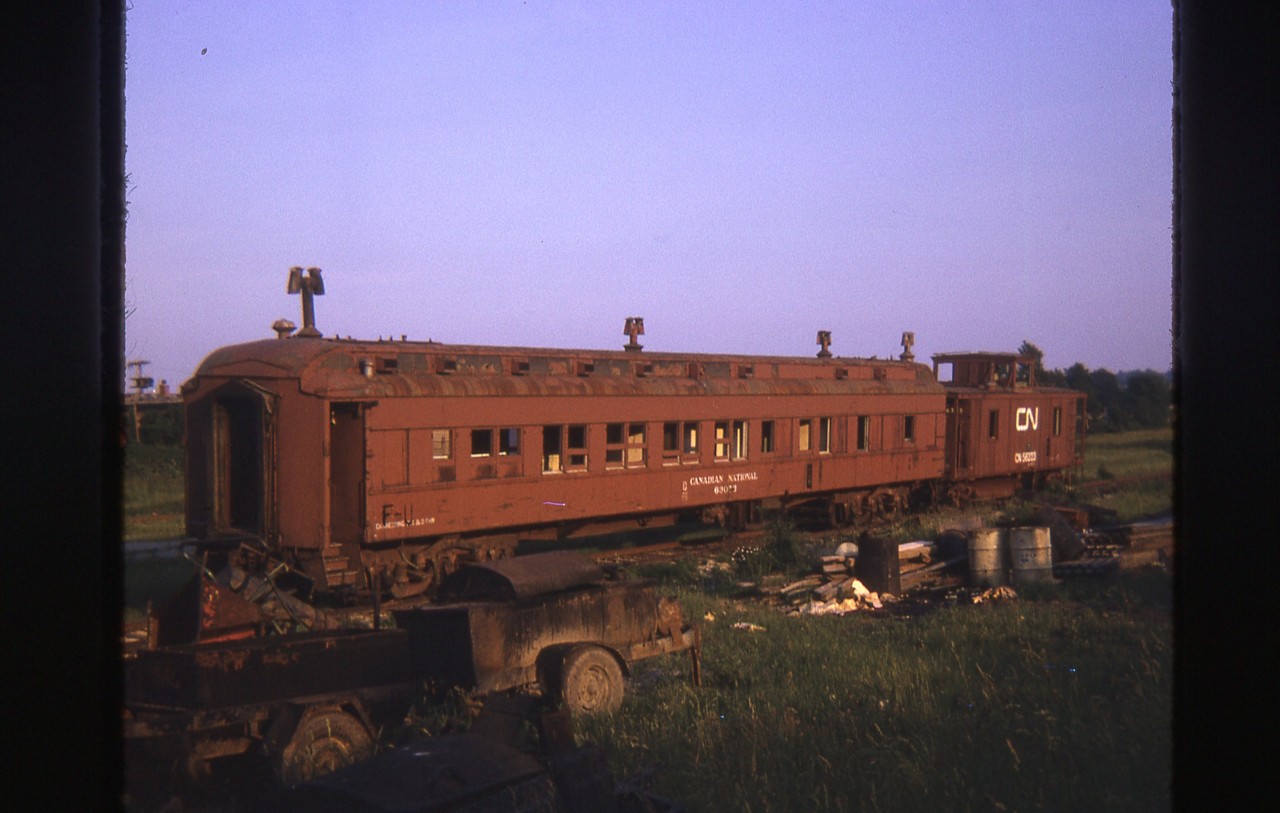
top-left (714, 421), bottom-right (730, 460)
top-left (904, 415), bottom-right (915, 443)
top-left (567, 424), bottom-right (588, 471)
top-left (542, 425), bottom-right (562, 473)
top-left (626, 423), bottom-right (646, 467)
top-left (432, 429), bottom-right (452, 459)
top-left (1053, 407), bottom-right (1062, 436)
top-left (605, 423), bottom-right (625, 469)
top-left (856, 416), bottom-right (871, 451)
top-left (683, 422), bottom-right (699, 458)
top-left (499, 427), bottom-right (520, 456)
top-left (760, 420), bottom-right (775, 454)
top-left (471, 428), bottom-right (493, 457)
top-left (663, 423), bottom-right (680, 464)
top-left (732, 421), bottom-right (748, 460)
top-left (988, 410), bottom-right (999, 439)
top-left (798, 419), bottom-right (812, 452)
top-left (818, 417), bottom-right (832, 454)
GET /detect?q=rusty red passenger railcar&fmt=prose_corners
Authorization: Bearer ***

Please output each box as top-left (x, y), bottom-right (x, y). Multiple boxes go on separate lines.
top-left (181, 274), bottom-right (1084, 603)
top-left (183, 326), bottom-right (948, 598)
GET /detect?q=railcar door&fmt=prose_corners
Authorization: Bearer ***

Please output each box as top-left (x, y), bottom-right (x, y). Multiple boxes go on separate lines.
top-left (208, 382), bottom-right (275, 538)
top-left (329, 403), bottom-right (366, 549)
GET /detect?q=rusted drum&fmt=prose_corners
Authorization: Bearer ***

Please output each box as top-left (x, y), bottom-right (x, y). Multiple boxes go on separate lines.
top-left (854, 535), bottom-right (901, 595)
top-left (968, 528), bottom-right (1007, 587)
top-left (1009, 527), bottom-right (1054, 585)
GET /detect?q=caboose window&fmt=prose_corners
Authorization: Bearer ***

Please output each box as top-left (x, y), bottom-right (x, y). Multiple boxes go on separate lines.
top-left (1053, 407), bottom-right (1062, 436)
top-left (904, 415), bottom-right (916, 443)
top-left (818, 417), bottom-right (832, 454)
top-left (432, 429), bottom-right (452, 459)
top-left (760, 421), bottom-right (775, 454)
top-left (988, 410), bottom-right (1000, 439)
top-left (798, 420), bottom-right (812, 452)
top-left (470, 429), bottom-right (493, 457)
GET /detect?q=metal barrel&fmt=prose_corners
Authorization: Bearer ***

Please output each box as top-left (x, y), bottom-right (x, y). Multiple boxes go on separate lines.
top-left (1009, 527), bottom-right (1055, 585)
top-left (968, 528), bottom-right (1007, 587)
top-left (854, 536), bottom-right (901, 595)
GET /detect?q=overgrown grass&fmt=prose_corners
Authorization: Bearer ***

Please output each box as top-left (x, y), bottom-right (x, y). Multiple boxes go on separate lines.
top-left (579, 571), bottom-right (1172, 812)
top-left (124, 443), bottom-right (184, 541)
top-left (1085, 428), bottom-right (1172, 481)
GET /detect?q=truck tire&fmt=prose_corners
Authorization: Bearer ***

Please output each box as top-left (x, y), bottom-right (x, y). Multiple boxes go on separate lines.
top-left (277, 709), bottom-right (373, 786)
top-left (558, 645), bottom-right (624, 715)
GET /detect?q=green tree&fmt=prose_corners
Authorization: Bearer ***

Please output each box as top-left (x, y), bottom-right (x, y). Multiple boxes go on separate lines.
top-left (1123, 370), bottom-right (1172, 428)
top-left (1088, 368), bottom-right (1125, 431)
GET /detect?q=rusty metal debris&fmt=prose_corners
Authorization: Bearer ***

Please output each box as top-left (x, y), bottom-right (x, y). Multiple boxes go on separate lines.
top-left (125, 552), bottom-right (700, 808)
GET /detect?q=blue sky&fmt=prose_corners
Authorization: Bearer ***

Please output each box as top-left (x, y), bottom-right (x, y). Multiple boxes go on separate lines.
top-left (124, 1), bottom-right (1173, 390)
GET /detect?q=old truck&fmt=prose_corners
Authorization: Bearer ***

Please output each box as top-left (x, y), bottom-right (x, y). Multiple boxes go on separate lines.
top-left (123, 551), bottom-right (700, 806)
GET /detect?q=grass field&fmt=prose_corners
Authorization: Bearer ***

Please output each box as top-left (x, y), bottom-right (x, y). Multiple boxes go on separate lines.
top-left (573, 571), bottom-right (1172, 813)
top-left (122, 430), bottom-right (1173, 811)
top-left (1083, 427), bottom-right (1173, 481)
top-left (1076, 427), bottom-right (1173, 522)
top-left (124, 443), bottom-right (184, 541)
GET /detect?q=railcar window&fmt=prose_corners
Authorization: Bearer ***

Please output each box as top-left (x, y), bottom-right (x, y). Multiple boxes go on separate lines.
top-left (432, 429), bottom-right (452, 459)
top-left (1053, 407), bottom-right (1062, 436)
top-left (798, 419), bottom-right (812, 452)
top-left (626, 424), bottom-right (646, 467)
top-left (760, 420), bottom-right (775, 454)
top-left (567, 425), bottom-right (588, 471)
top-left (605, 423), bottom-right (625, 469)
top-left (994, 363), bottom-right (1012, 387)
top-left (904, 415), bottom-right (916, 443)
top-left (499, 427), bottom-right (520, 456)
top-left (1015, 363), bottom-right (1031, 386)
top-left (988, 410), bottom-right (999, 439)
top-left (662, 423), bottom-right (679, 464)
top-left (683, 423), bottom-right (699, 458)
top-left (714, 422), bottom-right (730, 460)
top-left (856, 416), bottom-right (871, 451)
top-left (732, 421), bottom-right (748, 460)
top-left (818, 417), bottom-right (832, 454)
top-left (470, 429), bottom-right (493, 457)
top-left (542, 426), bottom-right (562, 473)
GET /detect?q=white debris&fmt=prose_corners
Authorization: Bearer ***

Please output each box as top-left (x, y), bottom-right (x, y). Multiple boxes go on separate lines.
top-left (731, 622), bottom-right (767, 632)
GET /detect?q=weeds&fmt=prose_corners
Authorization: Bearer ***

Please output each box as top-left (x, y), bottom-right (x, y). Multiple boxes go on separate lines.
top-left (581, 571), bottom-right (1171, 812)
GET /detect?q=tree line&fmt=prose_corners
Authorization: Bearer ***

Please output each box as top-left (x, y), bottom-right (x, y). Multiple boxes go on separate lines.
top-left (1019, 341), bottom-right (1171, 433)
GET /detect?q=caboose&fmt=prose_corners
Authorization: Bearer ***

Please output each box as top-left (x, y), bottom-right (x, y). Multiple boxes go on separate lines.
top-left (932, 352), bottom-right (1086, 502)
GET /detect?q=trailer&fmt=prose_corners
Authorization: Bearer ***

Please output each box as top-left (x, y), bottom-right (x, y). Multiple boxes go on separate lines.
top-left (123, 552), bottom-right (700, 806)
top-left (394, 551), bottom-right (702, 714)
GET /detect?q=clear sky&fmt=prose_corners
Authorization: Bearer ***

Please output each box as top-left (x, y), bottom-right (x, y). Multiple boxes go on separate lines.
top-left (124, 1), bottom-right (1173, 391)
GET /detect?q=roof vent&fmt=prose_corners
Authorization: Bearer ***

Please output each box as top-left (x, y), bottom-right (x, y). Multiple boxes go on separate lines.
top-left (287, 266), bottom-right (325, 337)
top-left (272, 319), bottom-right (296, 339)
top-left (817, 330), bottom-right (832, 358)
top-left (900, 331), bottom-right (915, 362)
top-left (623, 317), bottom-right (645, 352)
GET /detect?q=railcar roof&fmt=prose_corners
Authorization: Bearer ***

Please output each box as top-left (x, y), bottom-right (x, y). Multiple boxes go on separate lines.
top-left (187, 336), bottom-right (944, 399)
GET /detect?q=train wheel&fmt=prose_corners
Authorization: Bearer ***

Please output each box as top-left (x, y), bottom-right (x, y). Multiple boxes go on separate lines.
top-left (277, 709), bottom-right (373, 786)
top-left (557, 645), bottom-right (624, 715)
